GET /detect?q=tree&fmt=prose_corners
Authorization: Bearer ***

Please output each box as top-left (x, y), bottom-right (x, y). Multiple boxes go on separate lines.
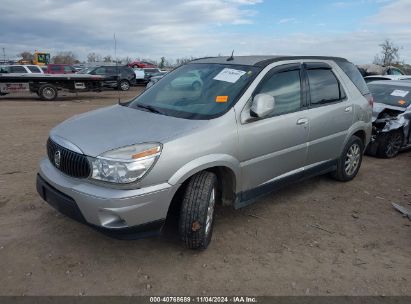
top-left (51, 51), bottom-right (78, 64)
top-left (87, 52), bottom-right (102, 63)
top-left (19, 51), bottom-right (34, 62)
top-left (373, 39), bottom-right (401, 66)
top-left (103, 55), bottom-right (112, 63)
top-left (159, 56), bottom-right (166, 69)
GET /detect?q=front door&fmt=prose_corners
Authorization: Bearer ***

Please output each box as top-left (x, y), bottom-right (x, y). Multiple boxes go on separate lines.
top-left (238, 64), bottom-right (309, 195)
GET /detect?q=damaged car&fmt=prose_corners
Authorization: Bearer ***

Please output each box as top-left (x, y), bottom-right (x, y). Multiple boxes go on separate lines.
top-left (366, 80), bottom-right (411, 158)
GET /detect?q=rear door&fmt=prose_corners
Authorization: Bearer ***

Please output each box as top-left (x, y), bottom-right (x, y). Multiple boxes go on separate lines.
top-left (238, 63), bottom-right (309, 194)
top-left (302, 62), bottom-right (354, 167)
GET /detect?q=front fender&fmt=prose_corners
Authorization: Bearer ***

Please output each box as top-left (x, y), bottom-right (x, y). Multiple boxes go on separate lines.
top-left (168, 154), bottom-right (241, 192)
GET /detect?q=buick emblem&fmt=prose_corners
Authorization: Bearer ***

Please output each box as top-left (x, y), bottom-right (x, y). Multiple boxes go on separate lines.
top-left (54, 150), bottom-right (61, 168)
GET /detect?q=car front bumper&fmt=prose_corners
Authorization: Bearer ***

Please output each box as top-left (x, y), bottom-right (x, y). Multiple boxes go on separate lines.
top-left (37, 158), bottom-right (177, 239)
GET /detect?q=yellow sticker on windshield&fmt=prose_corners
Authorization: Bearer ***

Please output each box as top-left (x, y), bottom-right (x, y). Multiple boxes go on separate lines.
top-left (399, 100), bottom-right (406, 105)
top-left (216, 96), bottom-right (229, 103)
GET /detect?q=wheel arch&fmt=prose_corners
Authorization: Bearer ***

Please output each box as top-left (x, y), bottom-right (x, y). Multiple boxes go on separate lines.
top-left (167, 154), bottom-right (240, 209)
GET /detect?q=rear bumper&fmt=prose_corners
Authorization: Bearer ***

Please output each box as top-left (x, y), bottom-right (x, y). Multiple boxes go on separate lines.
top-left (37, 158), bottom-right (177, 239)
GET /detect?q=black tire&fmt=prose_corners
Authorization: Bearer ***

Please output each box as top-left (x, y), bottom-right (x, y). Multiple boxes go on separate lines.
top-left (118, 80), bottom-right (130, 91)
top-left (38, 84), bottom-right (58, 101)
top-left (376, 130), bottom-right (403, 158)
top-left (179, 171), bottom-right (218, 250)
top-left (331, 136), bottom-right (364, 182)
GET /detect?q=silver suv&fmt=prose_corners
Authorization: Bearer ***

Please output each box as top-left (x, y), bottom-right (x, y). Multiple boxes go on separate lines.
top-left (36, 56), bottom-right (373, 249)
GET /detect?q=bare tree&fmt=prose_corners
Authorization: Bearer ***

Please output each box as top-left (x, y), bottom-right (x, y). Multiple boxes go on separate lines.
top-left (51, 51), bottom-right (78, 64)
top-left (87, 52), bottom-right (102, 63)
top-left (19, 51), bottom-right (34, 62)
top-left (103, 55), bottom-right (112, 63)
top-left (373, 39), bottom-right (401, 66)
top-left (159, 56), bottom-right (166, 69)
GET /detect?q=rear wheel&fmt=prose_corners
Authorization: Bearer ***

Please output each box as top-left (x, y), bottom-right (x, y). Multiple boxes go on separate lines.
top-left (179, 171), bottom-right (217, 250)
top-left (331, 136), bottom-right (364, 182)
top-left (377, 130), bottom-right (403, 158)
top-left (38, 84), bottom-right (58, 101)
top-left (118, 80), bottom-right (130, 91)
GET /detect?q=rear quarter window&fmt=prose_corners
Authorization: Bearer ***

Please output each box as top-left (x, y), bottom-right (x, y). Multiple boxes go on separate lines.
top-left (337, 61), bottom-right (370, 96)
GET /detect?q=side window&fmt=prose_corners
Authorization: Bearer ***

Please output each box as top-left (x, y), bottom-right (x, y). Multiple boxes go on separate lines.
top-left (63, 66), bottom-right (73, 72)
top-left (51, 66), bottom-right (61, 72)
top-left (254, 69), bottom-right (302, 116)
top-left (27, 66), bottom-right (41, 73)
top-left (10, 66), bottom-right (27, 73)
top-left (307, 69), bottom-right (344, 106)
top-left (94, 67), bottom-right (106, 75)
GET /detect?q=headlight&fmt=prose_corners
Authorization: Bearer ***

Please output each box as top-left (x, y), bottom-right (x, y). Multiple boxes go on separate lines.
top-left (89, 143), bottom-right (161, 184)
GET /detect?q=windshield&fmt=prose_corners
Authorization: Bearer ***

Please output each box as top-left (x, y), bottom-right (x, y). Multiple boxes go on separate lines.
top-left (128, 63), bottom-right (261, 119)
top-left (368, 83), bottom-right (411, 108)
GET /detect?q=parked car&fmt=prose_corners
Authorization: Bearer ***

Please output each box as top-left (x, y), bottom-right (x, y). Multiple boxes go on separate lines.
top-left (78, 65), bottom-right (136, 91)
top-left (366, 80), bottom-right (411, 158)
top-left (146, 71), bottom-right (168, 88)
top-left (73, 64), bottom-right (85, 72)
top-left (170, 70), bottom-right (202, 89)
top-left (141, 68), bottom-right (164, 84)
top-left (358, 64), bottom-right (406, 77)
top-left (36, 55), bottom-right (372, 249)
top-left (0, 64), bottom-right (44, 74)
top-left (46, 64), bottom-right (77, 74)
top-left (133, 68), bottom-right (146, 85)
top-left (128, 61), bottom-right (157, 69)
top-left (364, 75), bottom-right (411, 83)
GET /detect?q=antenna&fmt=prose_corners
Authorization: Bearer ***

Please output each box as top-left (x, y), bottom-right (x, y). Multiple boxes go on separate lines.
top-left (114, 33), bottom-right (121, 104)
top-left (227, 50), bottom-right (234, 61)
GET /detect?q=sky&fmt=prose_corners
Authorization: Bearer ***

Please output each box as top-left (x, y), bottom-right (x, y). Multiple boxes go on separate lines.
top-left (1, 0), bottom-right (411, 64)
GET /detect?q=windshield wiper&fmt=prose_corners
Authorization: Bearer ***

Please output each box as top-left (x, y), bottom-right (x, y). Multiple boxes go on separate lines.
top-left (136, 104), bottom-right (164, 114)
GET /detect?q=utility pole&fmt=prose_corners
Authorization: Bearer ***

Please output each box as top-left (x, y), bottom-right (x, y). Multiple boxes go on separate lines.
top-left (2, 48), bottom-right (5, 64)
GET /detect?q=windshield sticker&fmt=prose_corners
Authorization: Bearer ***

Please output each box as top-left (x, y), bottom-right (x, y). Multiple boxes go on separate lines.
top-left (213, 68), bottom-right (246, 83)
top-left (215, 96), bottom-right (229, 103)
top-left (390, 90), bottom-right (409, 98)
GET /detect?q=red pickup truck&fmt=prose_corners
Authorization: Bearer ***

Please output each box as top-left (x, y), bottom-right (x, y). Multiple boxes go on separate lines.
top-left (46, 64), bottom-right (77, 74)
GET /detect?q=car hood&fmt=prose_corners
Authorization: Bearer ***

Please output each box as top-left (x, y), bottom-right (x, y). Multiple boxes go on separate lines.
top-left (50, 104), bottom-right (207, 156)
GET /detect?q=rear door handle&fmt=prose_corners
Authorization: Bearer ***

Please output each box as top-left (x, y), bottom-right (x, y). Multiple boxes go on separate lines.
top-left (296, 118), bottom-right (309, 125)
top-left (345, 106), bottom-right (353, 112)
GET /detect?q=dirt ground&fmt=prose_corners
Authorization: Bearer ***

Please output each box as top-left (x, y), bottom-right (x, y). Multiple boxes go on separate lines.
top-left (0, 87), bottom-right (410, 296)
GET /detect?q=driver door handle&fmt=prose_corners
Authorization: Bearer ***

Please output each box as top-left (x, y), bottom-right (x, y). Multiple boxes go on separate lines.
top-left (296, 118), bottom-right (309, 125)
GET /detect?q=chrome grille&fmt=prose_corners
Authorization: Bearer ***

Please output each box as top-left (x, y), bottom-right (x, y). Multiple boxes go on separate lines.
top-left (47, 138), bottom-right (91, 178)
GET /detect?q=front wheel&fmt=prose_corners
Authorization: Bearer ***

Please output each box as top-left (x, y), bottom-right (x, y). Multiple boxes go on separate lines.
top-left (377, 130), bottom-right (403, 158)
top-left (331, 136), bottom-right (364, 182)
top-left (179, 171), bottom-right (218, 250)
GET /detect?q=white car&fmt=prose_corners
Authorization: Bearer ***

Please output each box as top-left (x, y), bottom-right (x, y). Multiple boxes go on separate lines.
top-left (0, 64), bottom-right (44, 74)
top-left (171, 71), bottom-right (202, 89)
top-left (364, 75), bottom-right (411, 83)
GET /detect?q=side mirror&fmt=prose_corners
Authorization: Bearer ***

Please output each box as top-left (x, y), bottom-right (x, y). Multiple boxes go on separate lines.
top-left (250, 93), bottom-right (275, 118)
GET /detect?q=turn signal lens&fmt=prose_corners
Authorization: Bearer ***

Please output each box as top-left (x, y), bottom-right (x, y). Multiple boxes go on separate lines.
top-left (132, 146), bottom-right (161, 159)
